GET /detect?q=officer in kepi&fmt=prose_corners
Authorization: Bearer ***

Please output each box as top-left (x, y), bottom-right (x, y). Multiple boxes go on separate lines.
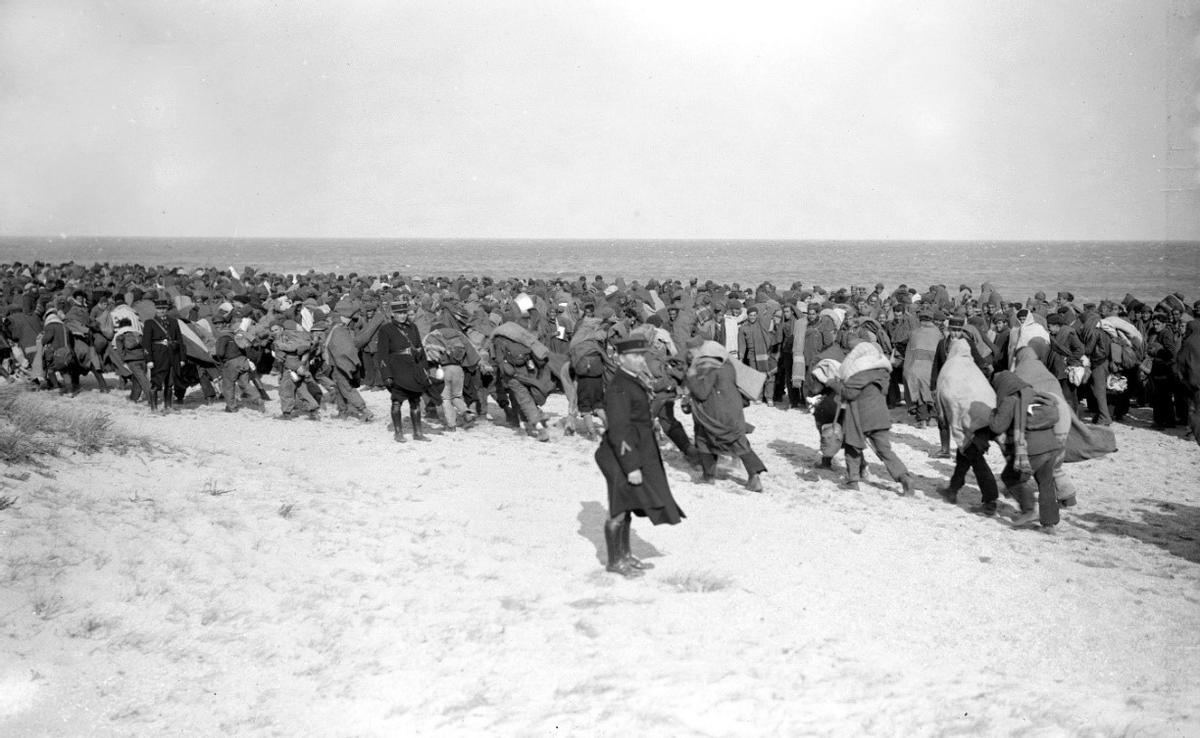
top-left (594, 336), bottom-right (685, 578)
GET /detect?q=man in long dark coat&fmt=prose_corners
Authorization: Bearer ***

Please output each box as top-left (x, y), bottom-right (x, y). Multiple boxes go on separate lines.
top-left (377, 297), bottom-right (432, 442)
top-left (141, 299), bottom-right (183, 412)
top-left (595, 337), bottom-right (684, 579)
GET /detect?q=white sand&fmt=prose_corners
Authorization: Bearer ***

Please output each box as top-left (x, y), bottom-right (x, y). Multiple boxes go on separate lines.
top-left (1, 382), bottom-right (1198, 736)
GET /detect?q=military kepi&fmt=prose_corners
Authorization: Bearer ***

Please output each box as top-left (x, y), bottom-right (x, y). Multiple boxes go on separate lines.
top-left (615, 337), bottom-right (648, 354)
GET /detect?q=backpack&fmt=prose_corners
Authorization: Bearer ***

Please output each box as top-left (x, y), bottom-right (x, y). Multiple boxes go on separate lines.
top-left (424, 330), bottom-right (469, 366)
top-left (1108, 333), bottom-right (1141, 372)
top-left (1025, 390), bottom-right (1061, 431)
top-left (273, 329), bottom-right (312, 354)
top-left (495, 335), bottom-right (533, 367)
top-left (569, 339), bottom-right (606, 378)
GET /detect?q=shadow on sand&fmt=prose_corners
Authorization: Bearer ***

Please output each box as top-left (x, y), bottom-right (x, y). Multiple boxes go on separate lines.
top-left (577, 501), bottom-right (664, 566)
top-left (1073, 498), bottom-right (1200, 565)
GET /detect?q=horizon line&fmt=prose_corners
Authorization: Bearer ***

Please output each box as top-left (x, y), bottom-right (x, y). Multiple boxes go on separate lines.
top-left (2, 235), bottom-right (1199, 245)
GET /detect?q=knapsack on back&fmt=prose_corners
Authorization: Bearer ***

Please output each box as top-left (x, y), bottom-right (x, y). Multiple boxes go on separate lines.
top-left (274, 329), bottom-right (312, 354)
top-left (1108, 334), bottom-right (1141, 372)
top-left (569, 339), bottom-right (606, 378)
top-left (1025, 390), bottom-right (1061, 431)
top-left (495, 335), bottom-right (533, 368)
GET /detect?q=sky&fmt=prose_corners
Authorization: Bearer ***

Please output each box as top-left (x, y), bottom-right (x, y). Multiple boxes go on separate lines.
top-left (1, 0), bottom-right (1198, 240)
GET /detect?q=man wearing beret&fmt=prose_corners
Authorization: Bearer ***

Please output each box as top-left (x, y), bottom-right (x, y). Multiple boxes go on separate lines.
top-left (594, 336), bottom-right (684, 578)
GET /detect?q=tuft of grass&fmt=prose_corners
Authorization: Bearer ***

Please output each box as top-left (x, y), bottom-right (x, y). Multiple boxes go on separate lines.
top-left (0, 495), bottom-right (17, 511)
top-left (277, 503), bottom-right (295, 519)
top-left (0, 385), bottom-right (143, 464)
top-left (31, 591), bottom-right (64, 620)
top-left (68, 615), bottom-right (115, 639)
top-left (201, 479), bottom-right (234, 497)
top-left (661, 571), bottom-right (733, 593)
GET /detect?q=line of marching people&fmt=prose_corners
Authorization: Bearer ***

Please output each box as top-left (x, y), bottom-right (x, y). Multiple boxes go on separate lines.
top-left (2, 265), bottom-right (1198, 526)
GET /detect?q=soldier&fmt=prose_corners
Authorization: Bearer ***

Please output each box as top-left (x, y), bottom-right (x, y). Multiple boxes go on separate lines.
top-left (377, 297), bottom-right (432, 442)
top-left (594, 337), bottom-right (685, 578)
top-left (142, 299), bottom-right (183, 412)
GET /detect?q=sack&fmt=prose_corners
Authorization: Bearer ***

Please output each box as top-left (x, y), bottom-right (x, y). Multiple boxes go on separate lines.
top-left (1066, 364), bottom-right (1088, 387)
top-left (274, 329), bottom-right (312, 354)
top-left (1109, 339), bottom-right (1140, 372)
top-left (1138, 357), bottom-right (1153, 376)
top-left (819, 422), bottom-right (844, 457)
top-left (572, 352), bottom-right (605, 378)
top-left (730, 357), bottom-right (767, 401)
top-left (1106, 372), bottom-right (1128, 393)
top-left (495, 335), bottom-right (532, 367)
top-left (1025, 391), bottom-right (1060, 431)
top-left (52, 346), bottom-right (74, 371)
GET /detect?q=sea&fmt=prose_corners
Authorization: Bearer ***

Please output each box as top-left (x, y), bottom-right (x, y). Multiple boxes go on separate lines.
top-left (1, 237), bottom-right (1197, 305)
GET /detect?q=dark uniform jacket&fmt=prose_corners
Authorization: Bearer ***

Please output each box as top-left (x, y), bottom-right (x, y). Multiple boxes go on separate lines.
top-left (377, 320), bottom-right (430, 393)
top-left (142, 316), bottom-right (183, 363)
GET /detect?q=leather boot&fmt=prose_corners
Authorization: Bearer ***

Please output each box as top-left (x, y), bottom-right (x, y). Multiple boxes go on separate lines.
top-left (390, 403), bottom-right (406, 442)
top-left (620, 516), bottom-right (653, 570)
top-left (605, 520), bottom-right (641, 578)
top-left (148, 391), bottom-right (158, 412)
top-left (162, 389), bottom-right (173, 413)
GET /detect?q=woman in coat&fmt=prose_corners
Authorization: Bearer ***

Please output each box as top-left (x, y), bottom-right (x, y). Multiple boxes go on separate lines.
top-left (595, 337), bottom-right (684, 578)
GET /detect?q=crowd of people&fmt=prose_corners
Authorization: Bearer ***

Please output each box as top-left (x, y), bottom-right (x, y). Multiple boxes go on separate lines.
top-left (1, 260), bottom-right (1198, 571)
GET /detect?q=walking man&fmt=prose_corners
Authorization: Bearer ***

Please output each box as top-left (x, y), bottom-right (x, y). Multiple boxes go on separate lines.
top-left (595, 337), bottom-right (685, 578)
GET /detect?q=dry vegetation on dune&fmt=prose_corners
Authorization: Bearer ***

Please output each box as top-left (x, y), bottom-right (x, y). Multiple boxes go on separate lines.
top-left (0, 385), bottom-right (160, 466)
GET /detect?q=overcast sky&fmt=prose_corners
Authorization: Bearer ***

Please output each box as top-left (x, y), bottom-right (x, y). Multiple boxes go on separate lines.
top-left (1, 1), bottom-right (1197, 240)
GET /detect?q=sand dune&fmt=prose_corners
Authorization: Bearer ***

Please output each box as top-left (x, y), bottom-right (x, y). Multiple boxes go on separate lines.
top-left (2, 381), bottom-right (1198, 736)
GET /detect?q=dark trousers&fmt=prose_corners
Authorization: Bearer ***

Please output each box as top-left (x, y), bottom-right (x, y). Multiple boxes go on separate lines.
top-left (1149, 375), bottom-right (1179, 427)
top-left (362, 350), bottom-right (381, 387)
top-left (1082, 363), bottom-right (1111, 423)
top-left (949, 429), bottom-right (998, 502)
top-left (844, 430), bottom-right (909, 482)
top-left (656, 400), bottom-right (691, 454)
top-left (886, 364), bottom-right (906, 408)
top-left (772, 353), bottom-right (801, 407)
top-left (1000, 449), bottom-right (1060, 526)
top-left (149, 351), bottom-right (178, 393)
top-left (1059, 378), bottom-right (1078, 415)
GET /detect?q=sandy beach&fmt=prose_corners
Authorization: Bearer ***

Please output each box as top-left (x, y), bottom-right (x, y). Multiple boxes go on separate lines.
top-left (1, 378), bottom-right (1198, 737)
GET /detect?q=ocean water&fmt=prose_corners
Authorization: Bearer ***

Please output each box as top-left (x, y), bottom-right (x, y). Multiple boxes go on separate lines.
top-left (1, 237), bottom-right (1197, 305)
